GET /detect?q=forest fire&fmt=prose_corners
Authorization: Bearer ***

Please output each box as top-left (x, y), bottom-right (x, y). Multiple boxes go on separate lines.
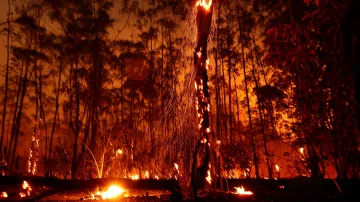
top-left (234, 186), bottom-right (253, 196)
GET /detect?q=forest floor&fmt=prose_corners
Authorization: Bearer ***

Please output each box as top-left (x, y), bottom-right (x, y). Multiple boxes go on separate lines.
top-left (0, 177), bottom-right (360, 201)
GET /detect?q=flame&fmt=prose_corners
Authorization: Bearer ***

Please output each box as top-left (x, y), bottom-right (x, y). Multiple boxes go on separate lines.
top-left (196, 0), bottom-right (212, 11)
top-left (22, 181), bottom-right (32, 196)
top-left (174, 163), bottom-right (179, 174)
top-left (97, 185), bottom-right (125, 200)
top-left (1, 192), bottom-right (7, 198)
top-left (130, 174), bottom-right (139, 180)
top-left (275, 164), bottom-right (280, 172)
top-left (19, 192), bottom-right (26, 197)
top-left (145, 171), bottom-right (149, 179)
top-left (234, 186), bottom-right (253, 195)
top-left (22, 181), bottom-right (30, 189)
top-left (206, 170), bottom-right (211, 184)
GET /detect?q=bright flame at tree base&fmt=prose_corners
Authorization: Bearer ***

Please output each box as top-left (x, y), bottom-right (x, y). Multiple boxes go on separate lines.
top-left (234, 186), bottom-right (253, 195)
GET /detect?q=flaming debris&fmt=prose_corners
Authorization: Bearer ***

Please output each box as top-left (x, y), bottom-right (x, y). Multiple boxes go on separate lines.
top-left (234, 186), bottom-right (253, 195)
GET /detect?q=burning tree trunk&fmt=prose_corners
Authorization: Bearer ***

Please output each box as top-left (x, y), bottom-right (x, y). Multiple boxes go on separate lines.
top-left (191, 0), bottom-right (214, 200)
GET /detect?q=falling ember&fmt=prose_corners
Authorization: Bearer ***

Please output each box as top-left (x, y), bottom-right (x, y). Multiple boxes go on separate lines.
top-left (234, 186), bottom-right (253, 195)
top-left (96, 185), bottom-right (125, 200)
top-left (196, 0), bottom-right (213, 11)
top-left (155, 175), bottom-right (159, 180)
top-left (1, 192), bottom-right (7, 198)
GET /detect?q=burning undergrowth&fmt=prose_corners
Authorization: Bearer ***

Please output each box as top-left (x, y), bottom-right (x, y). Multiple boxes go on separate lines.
top-left (0, 180), bottom-right (51, 200)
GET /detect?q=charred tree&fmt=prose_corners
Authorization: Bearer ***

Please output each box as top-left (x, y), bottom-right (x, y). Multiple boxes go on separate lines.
top-left (191, 0), bottom-right (214, 200)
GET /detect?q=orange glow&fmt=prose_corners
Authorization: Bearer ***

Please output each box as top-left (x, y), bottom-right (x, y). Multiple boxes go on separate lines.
top-left (196, 0), bottom-right (213, 11)
top-left (19, 192), bottom-right (26, 197)
top-left (234, 186), bottom-right (253, 195)
top-left (97, 185), bottom-right (125, 200)
top-left (145, 171), bottom-right (149, 179)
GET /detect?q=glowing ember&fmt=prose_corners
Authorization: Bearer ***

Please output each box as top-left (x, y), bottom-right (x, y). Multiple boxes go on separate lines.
top-left (96, 185), bottom-right (125, 200)
top-left (19, 192), bottom-right (26, 197)
top-left (155, 175), bottom-right (159, 179)
top-left (1, 192), bottom-right (7, 198)
top-left (234, 186), bottom-right (253, 195)
top-left (196, 0), bottom-right (212, 11)
top-left (299, 147), bottom-right (304, 154)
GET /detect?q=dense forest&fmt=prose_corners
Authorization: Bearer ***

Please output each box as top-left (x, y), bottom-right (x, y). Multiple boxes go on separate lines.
top-left (0, 0), bottom-right (359, 183)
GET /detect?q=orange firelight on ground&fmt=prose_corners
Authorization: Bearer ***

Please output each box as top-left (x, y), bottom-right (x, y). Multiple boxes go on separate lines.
top-left (234, 186), bottom-right (253, 195)
top-left (196, 0), bottom-right (213, 11)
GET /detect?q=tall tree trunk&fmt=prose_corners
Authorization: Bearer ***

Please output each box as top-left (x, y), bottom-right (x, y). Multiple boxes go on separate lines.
top-left (250, 43), bottom-right (272, 179)
top-left (0, 0), bottom-right (11, 161)
top-left (48, 56), bottom-right (63, 177)
top-left (38, 70), bottom-right (48, 176)
top-left (237, 8), bottom-right (259, 177)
